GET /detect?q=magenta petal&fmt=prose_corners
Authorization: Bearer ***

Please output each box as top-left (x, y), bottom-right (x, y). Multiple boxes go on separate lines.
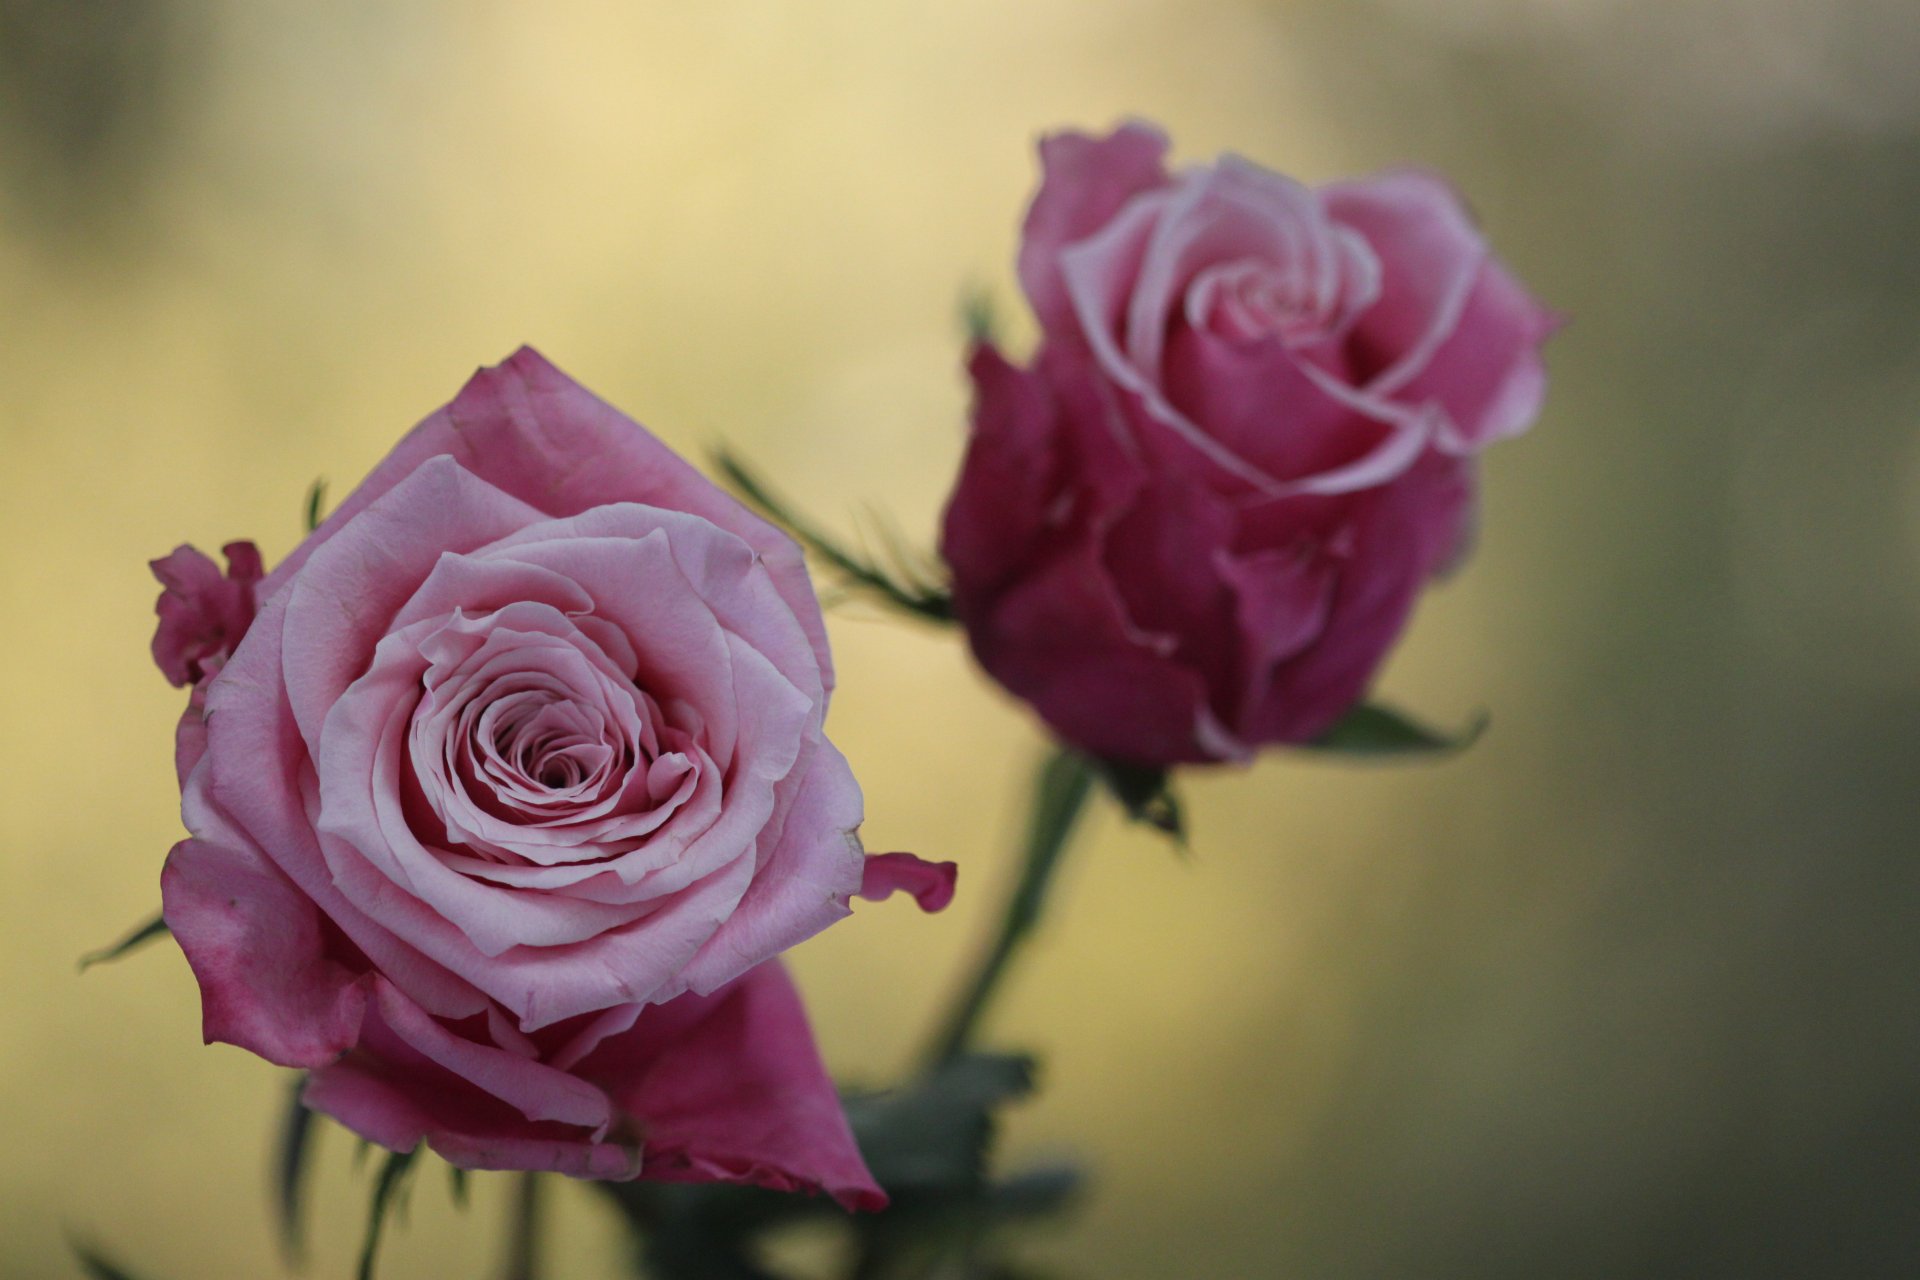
top-left (857, 853), bottom-right (957, 913)
top-left (1020, 121), bottom-right (1172, 337)
top-left (150, 541), bottom-right (262, 687)
top-left (583, 962), bottom-right (884, 1211)
top-left (942, 344), bottom-right (1065, 611)
top-left (1325, 169), bottom-right (1557, 452)
top-left (160, 837), bottom-right (366, 1069)
top-left (1409, 258), bottom-right (1558, 453)
top-left (1246, 458), bottom-right (1470, 742)
top-left (975, 527), bottom-right (1223, 765)
top-left (303, 984), bottom-right (641, 1180)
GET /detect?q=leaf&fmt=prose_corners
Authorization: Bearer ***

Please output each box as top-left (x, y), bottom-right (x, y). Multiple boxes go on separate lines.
top-left (447, 1163), bottom-right (469, 1209)
top-left (961, 287), bottom-right (999, 345)
top-left (981, 1163), bottom-right (1083, 1220)
top-left (712, 447), bottom-right (953, 624)
top-left (79, 914), bottom-right (169, 972)
top-left (275, 1075), bottom-right (317, 1266)
top-left (305, 478), bottom-right (328, 533)
top-left (846, 1053), bottom-right (1038, 1197)
top-left (597, 1053), bottom-right (1078, 1280)
top-left (357, 1149), bottom-right (418, 1280)
top-left (71, 1242), bottom-right (155, 1280)
top-left (1308, 703), bottom-right (1488, 758)
top-left (1089, 759), bottom-right (1186, 846)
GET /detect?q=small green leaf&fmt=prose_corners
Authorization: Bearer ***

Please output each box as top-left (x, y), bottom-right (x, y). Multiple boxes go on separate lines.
top-left (357, 1149), bottom-right (418, 1280)
top-left (846, 1052), bottom-right (1038, 1196)
top-left (79, 914), bottom-right (169, 972)
top-left (712, 447), bottom-right (954, 624)
top-left (984, 1163), bottom-right (1083, 1220)
top-left (71, 1242), bottom-right (154, 1280)
top-left (1090, 759), bottom-right (1186, 846)
top-left (1309, 703), bottom-right (1488, 758)
top-left (275, 1075), bottom-right (317, 1266)
top-left (961, 288), bottom-right (999, 345)
top-left (305, 478), bottom-right (328, 533)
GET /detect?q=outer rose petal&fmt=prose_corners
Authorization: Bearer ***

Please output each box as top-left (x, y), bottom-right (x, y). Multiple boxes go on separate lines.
top-left (1325, 170), bottom-right (1557, 452)
top-left (160, 836), bottom-right (366, 1069)
top-left (666, 741), bottom-right (867, 999)
top-left (972, 526), bottom-right (1228, 765)
top-left (941, 344), bottom-right (1062, 607)
top-left (262, 347), bottom-right (833, 694)
top-left (302, 979), bottom-right (642, 1181)
top-left (1245, 454), bottom-right (1475, 742)
top-left (581, 962), bottom-right (886, 1211)
top-left (150, 541), bottom-right (262, 687)
top-left (307, 964), bottom-right (884, 1208)
top-left (1019, 121), bottom-right (1171, 338)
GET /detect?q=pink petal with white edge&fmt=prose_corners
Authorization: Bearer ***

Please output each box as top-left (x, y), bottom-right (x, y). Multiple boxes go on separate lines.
top-left (1021, 120), bottom-right (1172, 338)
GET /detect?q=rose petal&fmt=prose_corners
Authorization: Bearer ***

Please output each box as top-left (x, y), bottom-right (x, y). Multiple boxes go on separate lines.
top-left (1325, 169), bottom-right (1557, 452)
top-left (668, 740), bottom-right (867, 999)
top-left (857, 852), bottom-right (958, 913)
top-left (160, 834), bottom-right (366, 1069)
top-left (150, 541), bottom-right (262, 687)
top-left (1020, 120), bottom-right (1172, 338)
top-left (580, 962), bottom-right (885, 1210)
top-left (263, 348), bottom-right (832, 694)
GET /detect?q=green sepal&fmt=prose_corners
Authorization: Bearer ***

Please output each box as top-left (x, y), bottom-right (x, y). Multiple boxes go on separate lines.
top-left (70, 1242), bottom-right (156, 1280)
top-left (78, 914), bottom-right (169, 972)
top-left (276, 1074), bottom-right (317, 1267)
top-left (1090, 758), bottom-right (1186, 846)
top-left (961, 287), bottom-right (999, 346)
top-left (1309, 703), bottom-right (1488, 758)
top-left (712, 448), bottom-right (954, 624)
top-left (357, 1148), bottom-right (418, 1280)
top-left (305, 478), bottom-right (328, 533)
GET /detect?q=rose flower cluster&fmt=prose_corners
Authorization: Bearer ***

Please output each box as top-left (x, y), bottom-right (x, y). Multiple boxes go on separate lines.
top-left (143, 119), bottom-right (1550, 1220)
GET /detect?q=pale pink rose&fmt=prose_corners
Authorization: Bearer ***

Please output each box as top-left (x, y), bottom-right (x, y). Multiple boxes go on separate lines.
top-left (155, 348), bottom-right (953, 1204)
top-left (942, 121), bottom-right (1557, 765)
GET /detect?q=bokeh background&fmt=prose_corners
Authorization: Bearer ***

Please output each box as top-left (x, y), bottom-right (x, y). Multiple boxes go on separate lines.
top-left (5, 1), bottom-right (1919, 1276)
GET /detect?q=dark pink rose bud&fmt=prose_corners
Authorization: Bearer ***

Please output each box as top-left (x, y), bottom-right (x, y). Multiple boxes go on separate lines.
top-left (150, 541), bottom-right (264, 687)
top-left (156, 348), bottom-right (950, 1205)
top-left (942, 121), bottom-right (1557, 765)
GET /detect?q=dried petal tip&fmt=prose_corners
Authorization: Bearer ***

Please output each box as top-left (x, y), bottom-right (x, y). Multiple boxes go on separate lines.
top-left (857, 852), bottom-right (958, 913)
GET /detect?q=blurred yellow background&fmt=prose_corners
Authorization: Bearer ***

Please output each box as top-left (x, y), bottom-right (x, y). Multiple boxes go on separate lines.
top-left (5, 1), bottom-right (1919, 1276)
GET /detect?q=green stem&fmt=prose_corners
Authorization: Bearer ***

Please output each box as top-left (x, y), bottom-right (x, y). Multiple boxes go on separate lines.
top-left (500, 1171), bottom-right (542, 1280)
top-left (921, 747), bottom-right (1096, 1070)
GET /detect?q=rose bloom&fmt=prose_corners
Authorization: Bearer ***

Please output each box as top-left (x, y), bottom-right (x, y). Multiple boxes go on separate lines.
top-left (152, 348), bottom-right (953, 1207)
top-left (942, 121), bottom-right (1557, 765)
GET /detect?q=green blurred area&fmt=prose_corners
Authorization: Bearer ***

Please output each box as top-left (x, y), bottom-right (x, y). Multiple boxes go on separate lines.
top-left (3, 1), bottom-right (1917, 1276)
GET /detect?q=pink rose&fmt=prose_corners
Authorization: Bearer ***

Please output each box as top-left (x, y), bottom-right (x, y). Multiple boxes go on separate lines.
top-left (156, 348), bottom-right (953, 1206)
top-left (942, 121), bottom-right (1557, 764)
